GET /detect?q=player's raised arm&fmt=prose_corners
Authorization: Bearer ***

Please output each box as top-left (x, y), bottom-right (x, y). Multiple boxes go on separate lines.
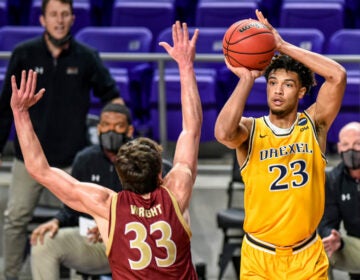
top-left (215, 18), bottom-right (268, 151)
top-left (10, 70), bottom-right (114, 221)
top-left (256, 9), bottom-right (346, 146)
top-left (159, 22), bottom-right (202, 212)
top-left (214, 62), bottom-right (260, 151)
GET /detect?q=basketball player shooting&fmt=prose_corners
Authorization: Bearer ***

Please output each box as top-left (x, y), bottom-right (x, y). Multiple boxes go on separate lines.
top-left (215, 9), bottom-right (346, 279)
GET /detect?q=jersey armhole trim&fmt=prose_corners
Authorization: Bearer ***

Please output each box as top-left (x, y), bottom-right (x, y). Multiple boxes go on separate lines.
top-left (241, 117), bottom-right (256, 172)
top-left (106, 193), bottom-right (118, 256)
top-left (162, 186), bottom-right (192, 239)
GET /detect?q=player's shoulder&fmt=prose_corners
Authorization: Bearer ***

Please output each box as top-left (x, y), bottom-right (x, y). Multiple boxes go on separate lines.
top-left (242, 116), bottom-right (255, 125)
top-left (163, 163), bottom-right (193, 184)
top-left (171, 163), bottom-right (193, 177)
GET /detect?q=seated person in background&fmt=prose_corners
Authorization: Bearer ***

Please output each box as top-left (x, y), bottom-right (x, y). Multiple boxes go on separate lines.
top-left (11, 21), bottom-right (201, 279)
top-left (319, 121), bottom-right (360, 280)
top-left (30, 102), bottom-right (172, 279)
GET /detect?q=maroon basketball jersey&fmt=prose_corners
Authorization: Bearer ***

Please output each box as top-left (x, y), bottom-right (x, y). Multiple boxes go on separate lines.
top-left (106, 186), bottom-right (198, 280)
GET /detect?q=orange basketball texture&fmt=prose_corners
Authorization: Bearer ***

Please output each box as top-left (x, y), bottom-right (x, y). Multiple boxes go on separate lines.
top-left (223, 19), bottom-right (276, 70)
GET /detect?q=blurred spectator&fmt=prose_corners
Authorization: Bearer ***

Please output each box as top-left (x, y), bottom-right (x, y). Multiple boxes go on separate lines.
top-left (319, 121), bottom-right (360, 280)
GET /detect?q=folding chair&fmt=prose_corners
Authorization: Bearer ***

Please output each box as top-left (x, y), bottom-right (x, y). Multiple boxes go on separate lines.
top-left (216, 151), bottom-right (245, 279)
top-left (195, 0), bottom-right (258, 28)
top-left (111, 0), bottom-right (175, 51)
top-left (326, 29), bottom-right (360, 77)
top-left (149, 72), bottom-right (218, 142)
top-left (75, 26), bottom-right (153, 122)
top-left (154, 26), bottom-right (237, 113)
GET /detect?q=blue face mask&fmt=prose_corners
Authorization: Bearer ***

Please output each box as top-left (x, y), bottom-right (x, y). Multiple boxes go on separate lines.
top-left (99, 131), bottom-right (131, 154)
top-left (341, 149), bottom-right (360, 170)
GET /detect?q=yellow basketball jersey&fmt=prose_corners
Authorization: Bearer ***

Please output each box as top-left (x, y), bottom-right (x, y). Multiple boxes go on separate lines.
top-left (241, 112), bottom-right (326, 246)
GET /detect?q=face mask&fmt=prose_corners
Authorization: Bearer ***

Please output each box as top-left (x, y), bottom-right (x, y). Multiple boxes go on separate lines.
top-left (46, 31), bottom-right (72, 47)
top-left (99, 131), bottom-right (131, 154)
top-left (341, 149), bottom-right (360, 170)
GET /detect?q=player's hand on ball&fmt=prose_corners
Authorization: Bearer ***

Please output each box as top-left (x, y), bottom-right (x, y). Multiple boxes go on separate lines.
top-left (255, 9), bottom-right (285, 50)
top-left (224, 58), bottom-right (263, 80)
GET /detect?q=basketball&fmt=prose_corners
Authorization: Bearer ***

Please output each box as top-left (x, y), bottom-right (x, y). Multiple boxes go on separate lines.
top-left (223, 19), bottom-right (276, 70)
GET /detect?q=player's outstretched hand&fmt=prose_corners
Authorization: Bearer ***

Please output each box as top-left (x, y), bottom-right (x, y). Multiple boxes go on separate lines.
top-left (159, 21), bottom-right (199, 67)
top-left (10, 69), bottom-right (45, 113)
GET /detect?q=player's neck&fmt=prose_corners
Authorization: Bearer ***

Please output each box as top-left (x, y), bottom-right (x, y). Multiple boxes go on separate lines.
top-left (268, 111), bottom-right (299, 129)
top-left (266, 113), bottom-right (299, 134)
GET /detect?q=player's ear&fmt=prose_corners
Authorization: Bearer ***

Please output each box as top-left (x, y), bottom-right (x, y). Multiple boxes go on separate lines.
top-left (298, 86), bottom-right (307, 99)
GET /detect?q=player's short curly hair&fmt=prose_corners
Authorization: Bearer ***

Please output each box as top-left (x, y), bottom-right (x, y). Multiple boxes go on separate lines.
top-left (264, 54), bottom-right (316, 93)
top-left (115, 137), bottom-right (163, 194)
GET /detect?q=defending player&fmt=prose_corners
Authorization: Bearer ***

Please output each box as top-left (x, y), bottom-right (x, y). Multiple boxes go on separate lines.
top-left (10, 21), bottom-right (201, 279)
top-left (215, 10), bottom-right (346, 279)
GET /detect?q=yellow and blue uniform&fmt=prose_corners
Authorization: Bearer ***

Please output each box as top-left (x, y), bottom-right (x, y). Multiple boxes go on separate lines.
top-left (240, 112), bottom-right (329, 279)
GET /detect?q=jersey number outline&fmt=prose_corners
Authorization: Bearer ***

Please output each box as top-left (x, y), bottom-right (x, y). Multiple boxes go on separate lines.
top-left (269, 160), bottom-right (309, 191)
top-left (125, 221), bottom-right (177, 270)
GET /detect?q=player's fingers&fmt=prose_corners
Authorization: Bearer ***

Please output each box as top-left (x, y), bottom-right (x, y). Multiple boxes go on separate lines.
top-left (24, 70), bottom-right (34, 98)
top-left (256, 9), bottom-right (272, 29)
top-left (11, 75), bottom-right (18, 96)
top-left (191, 29), bottom-right (199, 46)
top-left (159, 42), bottom-right (171, 54)
top-left (182, 22), bottom-right (189, 42)
top-left (224, 58), bottom-right (235, 71)
top-left (19, 70), bottom-right (26, 93)
top-left (176, 21), bottom-right (183, 42)
top-left (255, 9), bottom-right (264, 21)
top-left (172, 22), bottom-right (178, 44)
top-left (34, 88), bottom-right (45, 104)
top-left (30, 71), bottom-right (37, 96)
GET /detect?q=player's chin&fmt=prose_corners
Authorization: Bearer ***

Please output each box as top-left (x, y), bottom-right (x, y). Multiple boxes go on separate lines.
top-left (269, 107), bottom-right (286, 116)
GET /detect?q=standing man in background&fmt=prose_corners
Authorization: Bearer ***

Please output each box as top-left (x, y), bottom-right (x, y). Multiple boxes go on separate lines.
top-left (319, 122), bottom-right (360, 280)
top-left (0, 0), bottom-right (122, 279)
